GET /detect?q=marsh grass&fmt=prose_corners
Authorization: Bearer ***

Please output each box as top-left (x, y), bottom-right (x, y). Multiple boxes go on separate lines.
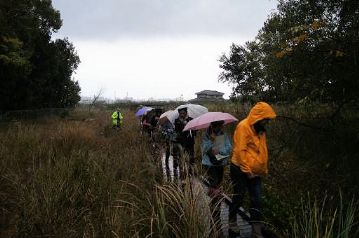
top-left (0, 109), bottom-right (159, 237)
top-left (0, 107), bottom-right (219, 237)
top-left (150, 181), bottom-right (212, 238)
top-left (290, 194), bottom-right (359, 238)
top-left (1, 104), bottom-right (359, 237)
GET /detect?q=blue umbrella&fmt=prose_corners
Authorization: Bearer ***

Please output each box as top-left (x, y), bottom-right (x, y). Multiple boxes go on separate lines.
top-left (135, 107), bottom-right (153, 117)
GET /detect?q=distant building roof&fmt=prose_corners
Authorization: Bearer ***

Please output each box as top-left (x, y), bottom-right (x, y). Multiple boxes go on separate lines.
top-left (195, 90), bottom-right (224, 96)
top-left (189, 97), bottom-right (225, 103)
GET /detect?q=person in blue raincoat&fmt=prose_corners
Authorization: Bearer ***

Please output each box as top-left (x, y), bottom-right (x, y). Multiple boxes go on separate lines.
top-left (201, 120), bottom-right (232, 234)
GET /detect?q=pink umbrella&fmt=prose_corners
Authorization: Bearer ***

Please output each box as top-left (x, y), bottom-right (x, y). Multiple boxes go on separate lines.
top-left (183, 112), bottom-right (238, 131)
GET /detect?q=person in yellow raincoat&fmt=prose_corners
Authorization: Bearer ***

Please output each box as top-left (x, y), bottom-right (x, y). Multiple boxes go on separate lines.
top-left (111, 108), bottom-right (123, 129)
top-left (228, 102), bottom-right (276, 238)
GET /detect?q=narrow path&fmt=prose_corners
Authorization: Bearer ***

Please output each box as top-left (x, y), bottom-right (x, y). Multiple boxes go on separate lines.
top-left (160, 151), bottom-right (252, 238)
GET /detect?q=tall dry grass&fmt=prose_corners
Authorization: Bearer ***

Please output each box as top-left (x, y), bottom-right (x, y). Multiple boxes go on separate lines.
top-left (0, 107), bottom-right (216, 237)
top-left (290, 194), bottom-right (358, 238)
top-left (0, 109), bottom-right (161, 237)
top-left (150, 180), bottom-right (212, 238)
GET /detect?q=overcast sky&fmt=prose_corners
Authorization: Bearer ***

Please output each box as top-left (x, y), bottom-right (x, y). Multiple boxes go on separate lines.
top-left (52, 0), bottom-right (278, 100)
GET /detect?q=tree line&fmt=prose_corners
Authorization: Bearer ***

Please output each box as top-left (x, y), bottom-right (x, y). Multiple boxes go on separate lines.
top-left (0, 0), bottom-right (80, 110)
top-left (219, 0), bottom-right (359, 106)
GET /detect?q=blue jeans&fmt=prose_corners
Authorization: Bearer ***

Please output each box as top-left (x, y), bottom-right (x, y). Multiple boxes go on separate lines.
top-left (229, 163), bottom-right (262, 224)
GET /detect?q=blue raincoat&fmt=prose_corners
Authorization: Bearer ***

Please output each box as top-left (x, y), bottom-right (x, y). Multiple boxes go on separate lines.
top-left (201, 129), bottom-right (232, 166)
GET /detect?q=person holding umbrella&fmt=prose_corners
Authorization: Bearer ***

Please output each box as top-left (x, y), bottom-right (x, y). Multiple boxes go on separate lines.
top-left (182, 111), bottom-right (238, 234)
top-left (228, 102), bottom-right (276, 238)
top-left (174, 107), bottom-right (196, 176)
top-left (171, 104), bottom-right (209, 178)
top-left (202, 120), bottom-right (232, 235)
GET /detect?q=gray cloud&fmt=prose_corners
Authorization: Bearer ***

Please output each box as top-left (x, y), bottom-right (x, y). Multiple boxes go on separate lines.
top-left (52, 0), bottom-right (278, 40)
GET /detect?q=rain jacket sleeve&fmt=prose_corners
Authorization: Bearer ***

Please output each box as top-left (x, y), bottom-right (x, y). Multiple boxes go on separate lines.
top-left (219, 134), bottom-right (232, 156)
top-left (202, 132), bottom-right (232, 166)
top-left (111, 112), bottom-right (118, 119)
top-left (202, 134), bottom-right (213, 155)
top-left (232, 123), bottom-right (253, 175)
top-left (202, 134), bottom-right (219, 165)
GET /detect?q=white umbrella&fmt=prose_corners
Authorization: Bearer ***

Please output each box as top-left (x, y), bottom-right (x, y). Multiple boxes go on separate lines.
top-left (165, 104), bottom-right (209, 124)
top-left (160, 110), bottom-right (173, 119)
top-left (159, 110), bottom-right (174, 125)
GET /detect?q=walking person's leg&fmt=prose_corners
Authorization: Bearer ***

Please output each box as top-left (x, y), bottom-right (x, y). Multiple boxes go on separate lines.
top-left (248, 176), bottom-right (263, 238)
top-left (172, 143), bottom-right (180, 180)
top-left (165, 140), bottom-right (170, 169)
top-left (177, 144), bottom-right (186, 180)
top-left (204, 165), bottom-right (224, 236)
top-left (164, 140), bottom-right (171, 180)
top-left (184, 143), bottom-right (195, 176)
top-left (229, 164), bottom-right (247, 237)
top-left (165, 140), bottom-right (171, 180)
top-left (248, 176), bottom-right (262, 221)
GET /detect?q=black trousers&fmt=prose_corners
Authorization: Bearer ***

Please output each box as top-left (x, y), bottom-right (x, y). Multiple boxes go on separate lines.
top-left (229, 163), bottom-right (262, 224)
top-left (203, 165), bottom-right (224, 188)
top-left (182, 143), bottom-right (195, 164)
top-left (203, 165), bottom-right (225, 234)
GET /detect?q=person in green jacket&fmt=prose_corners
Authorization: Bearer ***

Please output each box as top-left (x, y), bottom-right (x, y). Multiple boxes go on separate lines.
top-left (112, 108), bottom-right (123, 129)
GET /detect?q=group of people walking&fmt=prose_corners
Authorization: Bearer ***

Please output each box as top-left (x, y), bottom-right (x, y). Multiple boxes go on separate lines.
top-left (190, 102), bottom-right (276, 238)
top-left (113, 102), bottom-right (277, 238)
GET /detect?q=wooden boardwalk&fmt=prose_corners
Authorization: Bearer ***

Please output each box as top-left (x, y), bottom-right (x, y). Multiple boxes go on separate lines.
top-left (161, 152), bottom-right (252, 238)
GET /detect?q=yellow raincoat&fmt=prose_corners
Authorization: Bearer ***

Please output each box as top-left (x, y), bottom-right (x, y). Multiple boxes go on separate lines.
top-left (231, 102), bottom-right (276, 176)
top-left (112, 111), bottom-right (123, 126)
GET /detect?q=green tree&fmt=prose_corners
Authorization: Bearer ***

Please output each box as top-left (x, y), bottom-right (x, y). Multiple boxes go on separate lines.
top-left (219, 0), bottom-right (359, 104)
top-left (0, 0), bottom-right (80, 110)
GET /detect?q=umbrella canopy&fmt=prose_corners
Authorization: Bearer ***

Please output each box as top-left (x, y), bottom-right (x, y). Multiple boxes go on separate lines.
top-left (135, 106), bottom-right (153, 117)
top-left (183, 112), bottom-right (238, 131)
top-left (160, 110), bottom-right (173, 119)
top-left (159, 110), bottom-right (173, 125)
top-left (164, 104), bottom-right (209, 124)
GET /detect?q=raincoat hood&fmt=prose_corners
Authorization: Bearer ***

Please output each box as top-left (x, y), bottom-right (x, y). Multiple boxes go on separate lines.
top-left (247, 102), bottom-right (276, 125)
